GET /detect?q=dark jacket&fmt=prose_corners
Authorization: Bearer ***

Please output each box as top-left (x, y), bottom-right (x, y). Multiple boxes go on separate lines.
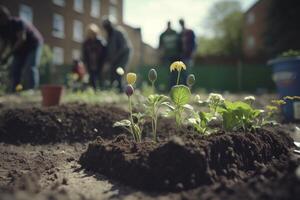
top-left (106, 27), bottom-right (131, 67)
top-left (82, 37), bottom-right (106, 71)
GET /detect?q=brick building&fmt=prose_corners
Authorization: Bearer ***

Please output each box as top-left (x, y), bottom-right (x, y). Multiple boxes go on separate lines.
top-left (242, 0), bottom-right (271, 59)
top-left (1, 0), bottom-right (150, 69)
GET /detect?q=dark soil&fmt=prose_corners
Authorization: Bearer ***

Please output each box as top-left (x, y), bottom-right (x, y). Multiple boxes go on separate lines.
top-left (179, 156), bottom-right (300, 200)
top-left (0, 102), bottom-right (299, 200)
top-left (79, 127), bottom-right (295, 192)
top-left (0, 103), bottom-right (128, 144)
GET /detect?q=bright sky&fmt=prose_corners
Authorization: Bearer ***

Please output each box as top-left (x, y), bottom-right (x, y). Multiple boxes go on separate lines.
top-left (124, 0), bottom-right (257, 48)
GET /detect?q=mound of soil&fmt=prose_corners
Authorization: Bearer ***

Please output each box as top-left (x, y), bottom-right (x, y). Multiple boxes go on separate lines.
top-left (79, 127), bottom-right (294, 192)
top-left (181, 156), bottom-right (300, 200)
top-left (0, 103), bottom-right (128, 144)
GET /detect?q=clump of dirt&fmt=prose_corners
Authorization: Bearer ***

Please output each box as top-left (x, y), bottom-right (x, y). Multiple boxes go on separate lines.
top-left (0, 103), bottom-right (128, 144)
top-left (180, 156), bottom-right (300, 200)
top-left (79, 127), bottom-right (294, 192)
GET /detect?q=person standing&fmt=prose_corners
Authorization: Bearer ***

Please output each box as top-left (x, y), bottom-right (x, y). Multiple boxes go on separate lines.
top-left (102, 18), bottom-right (131, 91)
top-left (158, 21), bottom-right (182, 87)
top-left (0, 6), bottom-right (43, 91)
top-left (82, 24), bottom-right (106, 89)
top-left (179, 18), bottom-right (196, 67)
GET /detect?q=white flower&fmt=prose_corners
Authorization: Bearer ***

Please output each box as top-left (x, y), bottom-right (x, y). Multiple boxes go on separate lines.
top-left (207, 93), bottom-right (224, 104)
top-left (244, 96), bottom-right (256, 102)
top-left (116, 67), bottom-right (125, 76)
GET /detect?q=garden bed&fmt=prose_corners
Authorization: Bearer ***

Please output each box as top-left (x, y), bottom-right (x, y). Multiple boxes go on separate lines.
top-left (0, 101), bottom-right (298, 200)
top-left (79, 126), bottom-right (294, 192)
top-left (0, 103), bottom-right (128, 144)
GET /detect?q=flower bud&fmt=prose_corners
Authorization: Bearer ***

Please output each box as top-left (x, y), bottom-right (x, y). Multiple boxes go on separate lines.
top-left (116, 67), bottom-right (125, 76)
top-left (126, 73), bottom-right (137, 85)
top-left (187, 74), bottom-right (196, 87)
top-left (15, 84), bottom-right (23, 92)
top-left (148, 68), bottom-right (157, 83)
top-left (125, 84), bottom-right (134, 96)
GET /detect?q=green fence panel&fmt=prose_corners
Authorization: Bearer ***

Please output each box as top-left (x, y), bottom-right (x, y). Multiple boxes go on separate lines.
top-left (138, 64), bottom-right (275, 93)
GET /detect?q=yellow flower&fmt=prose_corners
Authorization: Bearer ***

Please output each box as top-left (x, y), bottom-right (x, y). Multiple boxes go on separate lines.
top-left (126, 73), bottom-right (137, 84)
top-left (170, 61), bottom-right (186, 72)
top-left (15, 84), bottom-right (23, 92)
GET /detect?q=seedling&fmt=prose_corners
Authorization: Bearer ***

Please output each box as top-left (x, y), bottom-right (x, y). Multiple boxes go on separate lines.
top-left (144, 94), bottom-right (168, 142)
top-left (165, 61), bottom-right (193, 127)
top-left (217, 100), bottom-right (262, 131)
top-left (207, 93), bottom-right (225, 114)
top-left (113, 73), bottom-right (144, 142)
top-left (188, 111), bottom-right (213, 135)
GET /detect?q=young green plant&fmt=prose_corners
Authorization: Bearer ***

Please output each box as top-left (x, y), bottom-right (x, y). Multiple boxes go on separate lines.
top-left (113, 73), bottom-right (143, 142)
top-left (166, 61), bottom-right (193, 127)
top-left (217, 100), bottom-right (263, 131)
top-left (144, 94), bottom-right (168, 142)
top-left (188, 110), bottom-right (213, 135)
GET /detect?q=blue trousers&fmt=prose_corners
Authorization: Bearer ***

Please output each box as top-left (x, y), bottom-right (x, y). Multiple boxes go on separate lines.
top-left (10, 45), bottom-right (42, 91)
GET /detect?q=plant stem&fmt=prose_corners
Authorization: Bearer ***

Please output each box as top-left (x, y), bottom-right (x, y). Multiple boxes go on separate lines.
top-left (128, 96), bottom-right (136, 142)
top-left (154, 118), bottom-right (157, 142)
top-left (151, 81), bottom-right (155, 94)
top-left (176, 70), bottom-right (181, 85)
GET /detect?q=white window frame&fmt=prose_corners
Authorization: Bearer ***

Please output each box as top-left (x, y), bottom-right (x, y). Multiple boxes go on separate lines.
top-left (19, 4), bottom-right (33, 24)
top-left (53, 0), bottom-right (65, 7)
top-left (90, 0), bottom-right (100, 18)
top-left (52, 47), bottom-right (64, 65)
top-left (52, 13), bottom-right (65, 38)
top-left (74, 0), bottom-right (84, 13)
top-left (73, 20), bottom-right (83, 43)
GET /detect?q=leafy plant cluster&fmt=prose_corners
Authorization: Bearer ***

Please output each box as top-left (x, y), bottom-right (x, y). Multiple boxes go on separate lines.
top-left (113, 61), bottom-right (295, 142)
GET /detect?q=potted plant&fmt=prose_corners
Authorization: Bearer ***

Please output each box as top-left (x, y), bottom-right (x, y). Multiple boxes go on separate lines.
top-left (268, 50), bottom-right (300, 122)
top-left (40, 46), bottom-right (64, 107)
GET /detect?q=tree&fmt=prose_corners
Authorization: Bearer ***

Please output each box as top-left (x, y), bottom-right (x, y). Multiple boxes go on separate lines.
top-left (198, 1), bottom-right (243, 57)
top-left (265, 0), bottom-right (300, 57)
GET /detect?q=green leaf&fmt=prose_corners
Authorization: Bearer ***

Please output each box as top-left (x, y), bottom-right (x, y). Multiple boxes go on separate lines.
top-left (170, 85), bottom-right (191, 106)
top-left (113, 119), bottom-right (131, 127)
top-left (162, 102), bottom-right (175, 110)
top-left (183, 104), bottom-right (194, 110)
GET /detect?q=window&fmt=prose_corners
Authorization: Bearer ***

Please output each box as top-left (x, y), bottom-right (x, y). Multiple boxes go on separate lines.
top-left (91, 0), bottom-right (100, 18)
top-left (247, 36), bottom-right (255, 49)
top-left (110, 0), bottom-right (118, 5)
top-left (109, 5), bottom-right (118, 23)
top-left (73, 20), bottom-right (83, 42)
top-left (72, 49), bottom-right (81, 60)
top-left (52, 47), bottom-right (64, 65)
top-left (247, 12), bottom-right (255, 25)
top-left (74, 0), bottom-right (83, 13)
top-left (19, 4), bottom-right (33, 24)
top-left (52, 14), bottom-right (64, 38)
top-left (53, 0), bottom-right (65, 7)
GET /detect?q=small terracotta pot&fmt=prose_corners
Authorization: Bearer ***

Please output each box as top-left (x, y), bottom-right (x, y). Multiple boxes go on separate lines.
top-left (41, 85), bottom-right (64, 107)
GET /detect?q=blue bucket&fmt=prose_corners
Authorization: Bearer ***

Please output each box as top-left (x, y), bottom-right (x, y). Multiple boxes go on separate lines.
top-left (268, 57), bottom-right (300, 122)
